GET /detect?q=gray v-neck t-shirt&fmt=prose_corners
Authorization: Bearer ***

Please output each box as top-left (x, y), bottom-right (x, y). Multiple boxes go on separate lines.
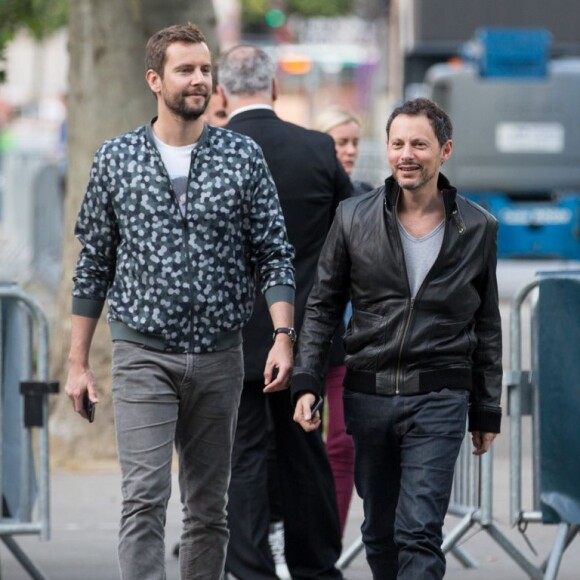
top-left (398, 219), bottom-right (445, 297)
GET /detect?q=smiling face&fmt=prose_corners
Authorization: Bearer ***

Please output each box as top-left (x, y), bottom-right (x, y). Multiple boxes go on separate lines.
top-left (387, 113), bottom-right (452, 194)
top-left (328, 120), bottom-right (361, 175)
top-left (148, 41), bottom-right (213, 121)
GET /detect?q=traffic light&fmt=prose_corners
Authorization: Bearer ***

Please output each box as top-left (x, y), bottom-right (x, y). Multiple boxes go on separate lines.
top-left (265, 9), bottom-right (286, 28)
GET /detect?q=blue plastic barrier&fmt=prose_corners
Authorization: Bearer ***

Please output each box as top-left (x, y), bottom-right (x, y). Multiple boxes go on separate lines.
top-left (537, 274), bottom-right (580, 526)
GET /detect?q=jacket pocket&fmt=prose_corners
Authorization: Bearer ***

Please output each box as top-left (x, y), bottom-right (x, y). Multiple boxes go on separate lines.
top-left (430, 318), bottom-right (473, 356)
top-left (343, 309), bottom-right (385, 356)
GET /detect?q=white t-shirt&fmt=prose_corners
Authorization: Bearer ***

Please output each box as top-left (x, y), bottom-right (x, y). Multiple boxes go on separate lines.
top-left (152, 133), bottom-right (197, 216)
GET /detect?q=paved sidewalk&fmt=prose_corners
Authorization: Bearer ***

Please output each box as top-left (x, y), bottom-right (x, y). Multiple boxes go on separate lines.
top-left (1, 298), bottom-right (579, 578)
top-left (0, 444), bottom-right (578, 579)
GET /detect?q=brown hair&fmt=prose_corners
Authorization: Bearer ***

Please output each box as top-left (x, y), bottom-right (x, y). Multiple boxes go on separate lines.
top-left (145, 23), bottom-right (206, 77)
top-left (386, 98), bottom-right (453, 146)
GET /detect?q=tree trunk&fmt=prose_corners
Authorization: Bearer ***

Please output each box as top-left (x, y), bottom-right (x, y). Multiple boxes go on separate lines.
top-left (50, 0), bottom-right (218, 466)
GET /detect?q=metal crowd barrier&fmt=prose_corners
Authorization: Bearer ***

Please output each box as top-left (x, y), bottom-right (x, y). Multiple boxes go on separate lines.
top-left (504, 273), bottom-right (580, 578)
top-left (0, 283), bottom-right (59, 579)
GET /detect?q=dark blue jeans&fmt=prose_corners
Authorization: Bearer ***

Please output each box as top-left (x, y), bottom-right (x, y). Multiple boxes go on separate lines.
top-left (343, 388), bottom-right (468, 580)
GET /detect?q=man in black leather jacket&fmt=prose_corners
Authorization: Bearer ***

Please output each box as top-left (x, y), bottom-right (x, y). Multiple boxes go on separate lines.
top-left (292, 98), bottom-right (502, 580)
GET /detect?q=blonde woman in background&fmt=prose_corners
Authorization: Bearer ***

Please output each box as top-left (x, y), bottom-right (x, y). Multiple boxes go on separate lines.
top-left (315, 106), bottom-right (374, 197)
top-left (314, 106), bottom-right (374, 537)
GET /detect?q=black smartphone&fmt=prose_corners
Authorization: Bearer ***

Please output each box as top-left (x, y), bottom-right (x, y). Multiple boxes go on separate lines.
top-left (83, 392), bottom-right (95, 423)
top-left (310, 396), bottom-right (323, 417)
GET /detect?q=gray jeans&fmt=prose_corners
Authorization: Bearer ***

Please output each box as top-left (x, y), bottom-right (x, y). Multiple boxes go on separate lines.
top-left (111, 341), bottom-right (244, 580)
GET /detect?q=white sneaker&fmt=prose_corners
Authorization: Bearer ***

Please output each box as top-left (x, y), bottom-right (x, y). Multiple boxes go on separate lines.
top-left (268, 521), bottom-right (291, 580)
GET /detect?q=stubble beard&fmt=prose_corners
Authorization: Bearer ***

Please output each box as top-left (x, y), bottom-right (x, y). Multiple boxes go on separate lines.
top-left (396, 165), bottom-right (436, 192)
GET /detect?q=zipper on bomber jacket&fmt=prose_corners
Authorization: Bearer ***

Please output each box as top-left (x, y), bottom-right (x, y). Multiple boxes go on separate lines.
top-left (157, 142), bottom-right (198, 352)
top-left (395, 298), bottom-right (414, 395)
top-left (392, 204), bottom-right (463, 394)
top-left (184, 147), bottom-right (200, 351)
top-left (391, 198), bottom-right (414, 396)
top-left (183, 220), bottom-right (195, 351)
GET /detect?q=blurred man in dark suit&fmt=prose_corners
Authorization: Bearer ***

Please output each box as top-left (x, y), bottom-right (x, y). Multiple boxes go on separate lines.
top-left (218, 45), bottom-right (352, 580)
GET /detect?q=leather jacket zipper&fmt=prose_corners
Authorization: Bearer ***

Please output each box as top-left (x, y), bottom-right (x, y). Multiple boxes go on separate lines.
top-left (393, 205), bottom-right (458, 395)
top-left (395, 298), bottom-right (414, 394)
top-left (391, 195), bottom-right (414, 396)
top-left (390, 193), bottom-right (463, 395)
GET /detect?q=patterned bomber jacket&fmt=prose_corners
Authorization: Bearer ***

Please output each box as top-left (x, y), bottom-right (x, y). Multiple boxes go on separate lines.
top-left (72, 122), bottom-right (296, 354)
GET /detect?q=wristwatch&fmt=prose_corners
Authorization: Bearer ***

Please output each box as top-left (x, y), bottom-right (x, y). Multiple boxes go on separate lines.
top-left (272, 327), bottom-right (297, 344)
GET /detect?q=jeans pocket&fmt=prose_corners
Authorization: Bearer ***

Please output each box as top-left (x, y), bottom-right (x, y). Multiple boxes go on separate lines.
top-left (414, 389), bottom-right (468, 438)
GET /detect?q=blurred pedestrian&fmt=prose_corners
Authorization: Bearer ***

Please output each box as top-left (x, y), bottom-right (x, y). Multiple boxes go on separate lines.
top-left (312, 105), bottom-right (375, 538)
top-left (293, 98), bottom-right (502, 580)
top-left (0, 98), bottom-right (14, 167)
top-left (205, 91), bottom-right (228, 126)
top-left (218, 44), bottom-right (352, 580)
top-left (56, 93), bottom-right (68, 193)
top-left (64, 23), bottom-right (295, 580)
top-left (314, 106), bottom-right (373, 196)
top-left (204, 66), bottom-right (228, 127)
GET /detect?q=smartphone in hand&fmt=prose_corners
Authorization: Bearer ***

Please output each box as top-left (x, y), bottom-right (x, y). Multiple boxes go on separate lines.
top-left (310, 396), bottom-right (323, 418)
top-left (83, 392), bottom-right (95, 423)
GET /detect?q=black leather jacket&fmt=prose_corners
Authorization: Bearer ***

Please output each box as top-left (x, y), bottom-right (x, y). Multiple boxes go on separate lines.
top-left (292, 174), bottom-right (502, 433)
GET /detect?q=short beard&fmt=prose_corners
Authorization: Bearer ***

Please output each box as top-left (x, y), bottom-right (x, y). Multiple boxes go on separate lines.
top-left (164, 92), bottom-right (210, 121)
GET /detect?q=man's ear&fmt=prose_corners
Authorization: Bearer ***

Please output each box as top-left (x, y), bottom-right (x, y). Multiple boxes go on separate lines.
top-left (272, 78), bottom-right (279, 102)
top-left (216, 85), bottom-right (229, 112)
top-left (441, 139), bottom-right (453, 164)
top-left (145, 69), bottom-right (161, 95)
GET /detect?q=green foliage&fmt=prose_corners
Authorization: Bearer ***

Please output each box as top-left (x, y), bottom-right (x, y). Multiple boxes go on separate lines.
top-left (0, 0), bottom-right (68, 81)
top-left (241, 0), bottom-right (353, 26)
top-left (0, 0), bottom-right (68, 44)
top-left (287, 0), bottom-right (352, 17)
top-left (243, 0), bottom-right (270, 24)
top-left (241, 0), bottom-right (272, 24)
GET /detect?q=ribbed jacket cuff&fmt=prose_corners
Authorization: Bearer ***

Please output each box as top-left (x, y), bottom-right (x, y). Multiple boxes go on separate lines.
top-left (290, 370), bottom-right (322, 407)
top-left (468, 405), bottom-right (502, 433)
top-left (72, 297), bottom-right (104, 318)
top-left (265, 284), bottom-right (295, 307)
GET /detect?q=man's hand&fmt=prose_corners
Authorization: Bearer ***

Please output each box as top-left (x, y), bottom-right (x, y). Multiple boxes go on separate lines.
top-left (293, 392), bottom-right (321, 432)
top-left (64, 363), bottom-right (99, 421)
top-left (263, 335), bottom-right (293, 393)
top-left (66, 314), bottom-right (100, 421)
top-left (471, 431), bottom-right (497, 456)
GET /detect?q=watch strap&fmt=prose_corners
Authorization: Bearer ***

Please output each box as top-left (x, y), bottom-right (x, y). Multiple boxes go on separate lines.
top-left (272, 327), bottom-right (297, 343)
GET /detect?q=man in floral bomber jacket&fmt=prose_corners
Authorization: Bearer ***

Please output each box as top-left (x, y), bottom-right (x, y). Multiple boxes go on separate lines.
top-left (64, 23), bottom-right (295, 580)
